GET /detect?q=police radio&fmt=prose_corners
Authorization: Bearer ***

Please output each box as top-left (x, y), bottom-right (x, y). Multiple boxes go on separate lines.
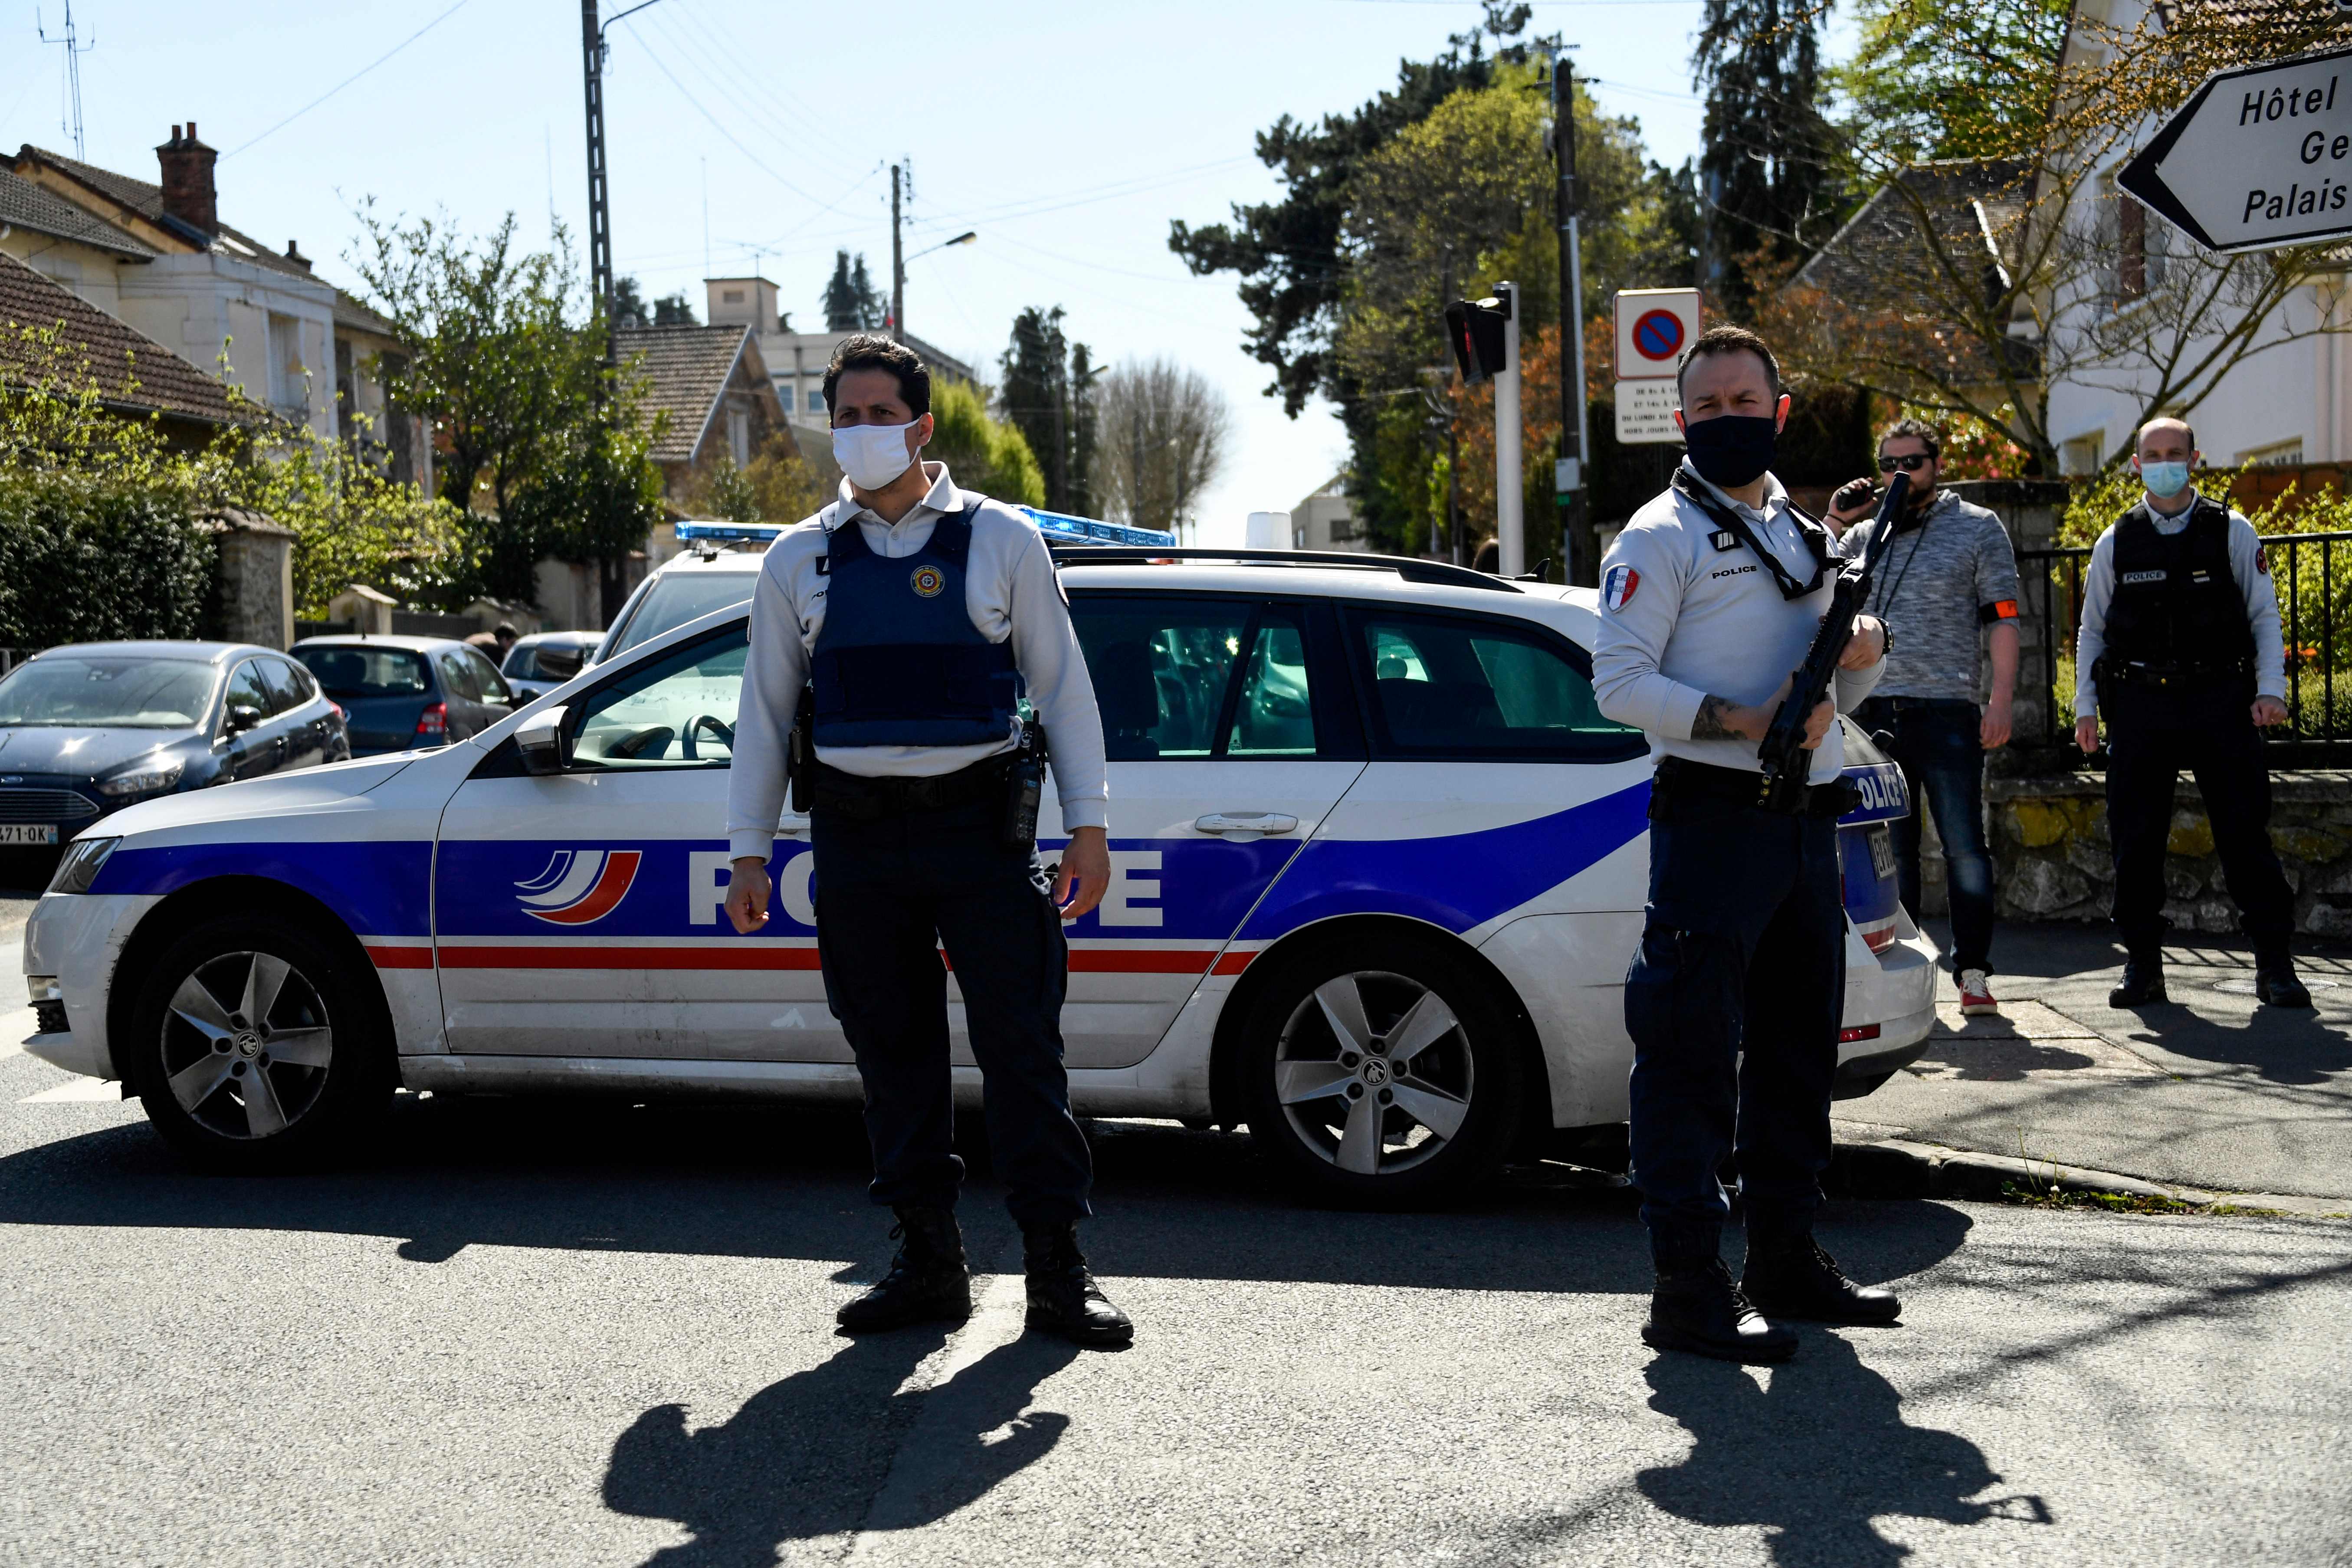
top-left (1004, 718), bottom-right (1047, 848)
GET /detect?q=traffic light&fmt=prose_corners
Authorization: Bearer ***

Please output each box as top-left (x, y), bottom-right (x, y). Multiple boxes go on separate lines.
top-left (1444, 291), bottom-right (1512, 383)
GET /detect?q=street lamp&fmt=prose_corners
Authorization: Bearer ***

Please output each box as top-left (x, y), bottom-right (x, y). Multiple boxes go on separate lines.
top-left (896, 231), bottom-right (976, 342)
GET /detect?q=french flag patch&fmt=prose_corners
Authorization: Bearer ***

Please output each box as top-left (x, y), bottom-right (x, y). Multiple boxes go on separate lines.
top-left (1602, 563), bottom-right (1640, 613)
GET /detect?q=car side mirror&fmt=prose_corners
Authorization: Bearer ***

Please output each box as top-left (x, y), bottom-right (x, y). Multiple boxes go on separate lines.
top-left (515, 704), bottom-right (573, 775)
top-left (225, 703), bottom-right (263, 736)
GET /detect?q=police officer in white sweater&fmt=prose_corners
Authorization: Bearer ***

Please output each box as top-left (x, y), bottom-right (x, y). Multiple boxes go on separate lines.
top-left (722, 335), bottom-right (1132, 1345)
top-left (1592, 326), bottom-right (1898, 1364)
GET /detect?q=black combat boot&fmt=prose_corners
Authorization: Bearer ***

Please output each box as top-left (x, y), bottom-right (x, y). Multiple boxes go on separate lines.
top-left (2109, 951), bottom-right (2168, 1007)
top-left (836, 1205), bottom-right (972, 1332)
top-left (1741, 1233), bottom-right (1902, 1325)
top-left (2254, 950), bottom-right (2314, 1009)
top-left (1020, 1221), bottom-right (1134, 1346)
top-left (1642, 1258), bottom-right (1797, 1364)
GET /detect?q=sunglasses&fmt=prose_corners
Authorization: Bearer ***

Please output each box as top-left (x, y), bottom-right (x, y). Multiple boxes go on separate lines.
top-left (1878, 453), bottom-right (1934, 473)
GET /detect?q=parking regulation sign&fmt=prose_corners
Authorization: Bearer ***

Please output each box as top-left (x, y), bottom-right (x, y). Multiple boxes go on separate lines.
top-left (1615, 288), bottom-right (1702, 379)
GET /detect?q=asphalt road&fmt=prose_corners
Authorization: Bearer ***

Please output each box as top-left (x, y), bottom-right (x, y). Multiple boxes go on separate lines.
top-left (0, 1046), bottom-right (2347, 1567)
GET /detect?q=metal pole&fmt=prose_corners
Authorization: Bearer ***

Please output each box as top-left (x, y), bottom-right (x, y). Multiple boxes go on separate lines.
top-left (581, 0), bottom-right (614, 363)
top-left (1496, 282), bottom-right (1524, 576)
top-left (1552, 48), bottom-right (1594, 586)
top-left (890, 163), bottom-right (905, 340)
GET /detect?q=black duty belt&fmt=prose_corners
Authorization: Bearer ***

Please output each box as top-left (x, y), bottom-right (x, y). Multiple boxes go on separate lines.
top-left (807, 755), bottom-right (1012, 820)
top-left (1652, 755), bottom-right (1860, 819)
top-left (2097, 655), bottom-right (2253, 691)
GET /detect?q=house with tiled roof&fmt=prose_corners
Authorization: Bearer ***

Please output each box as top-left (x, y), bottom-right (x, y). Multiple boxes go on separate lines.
top-left (0, 247), bottom-right (243, 439)
top-left (612, 321), bottom-right (788, 510)
top-left (4, 123), bottom-right (426, 486)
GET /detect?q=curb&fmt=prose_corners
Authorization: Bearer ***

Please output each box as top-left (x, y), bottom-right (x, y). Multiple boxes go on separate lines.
top-left (1831, 1138), bottom-right (2352, 1219)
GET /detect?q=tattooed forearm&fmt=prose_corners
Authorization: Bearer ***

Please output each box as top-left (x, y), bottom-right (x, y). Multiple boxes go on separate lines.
top-left (1691, 695), bottom-right (1748, 741)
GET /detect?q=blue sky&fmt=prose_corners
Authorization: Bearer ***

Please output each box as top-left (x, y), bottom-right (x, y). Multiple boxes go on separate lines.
top-left (5, 0), bottom-right (1723, 537)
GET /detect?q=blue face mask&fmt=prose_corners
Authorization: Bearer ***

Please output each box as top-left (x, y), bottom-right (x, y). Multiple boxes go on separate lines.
top-left (2140, 459), bottom-right (2191, 499)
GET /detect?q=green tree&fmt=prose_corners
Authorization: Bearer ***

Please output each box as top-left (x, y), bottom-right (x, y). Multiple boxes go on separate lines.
top-left (929, 380), bottom-right (1045, 507)
top-left (1693, 0), bottom-right (1846, 319)
top-left (999, 306), bottom-right (1097, 514)
top-left (823, 251), bottom-right (885, 332)
top-left (350, 208), bottom-right (666, 613)
top-left (1169, 5), bottom-right (1528, 420)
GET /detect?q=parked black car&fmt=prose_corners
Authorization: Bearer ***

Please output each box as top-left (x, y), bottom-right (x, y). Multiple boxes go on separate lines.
top-left (0, 640), bottom-right (351, 857)
top-left (291, 635), bottom-right (517, 756)
top-left (499, 630), bottom-right (601, 703)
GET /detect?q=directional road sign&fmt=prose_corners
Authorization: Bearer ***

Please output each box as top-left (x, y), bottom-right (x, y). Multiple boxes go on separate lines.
top-left (2120, 44), bottom-right (2352, 254)
top-left (1614, 288), bottom-right (1701, 379)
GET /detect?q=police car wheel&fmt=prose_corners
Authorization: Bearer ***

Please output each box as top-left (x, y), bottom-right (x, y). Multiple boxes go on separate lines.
top-left (125, 915), bottom-right (393, 1174)
top-left (1240, 935), bottom-right (1523, 1204)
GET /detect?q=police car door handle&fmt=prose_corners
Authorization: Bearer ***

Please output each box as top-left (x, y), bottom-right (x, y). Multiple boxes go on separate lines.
top-left (1194, 812), bottom-right (1299, 837)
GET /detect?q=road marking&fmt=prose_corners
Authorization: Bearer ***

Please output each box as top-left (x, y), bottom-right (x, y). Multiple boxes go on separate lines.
top-left (20, 1077), bottom-right (120, 1103)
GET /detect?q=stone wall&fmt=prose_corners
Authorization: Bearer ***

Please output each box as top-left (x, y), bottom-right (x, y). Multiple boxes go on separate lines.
top-left (1987, 772), bottom-right (2352, 938)
top-left (207, 509), bottom-right (295, 650)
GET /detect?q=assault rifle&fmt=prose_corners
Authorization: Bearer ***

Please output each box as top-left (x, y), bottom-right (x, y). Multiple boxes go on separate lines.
top-left (1754, 471), bottom-right (1909, 813)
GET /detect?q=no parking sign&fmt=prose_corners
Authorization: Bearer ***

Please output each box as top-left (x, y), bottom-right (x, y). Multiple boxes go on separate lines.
top-left (1614, 289), bottom-right (1702, 380)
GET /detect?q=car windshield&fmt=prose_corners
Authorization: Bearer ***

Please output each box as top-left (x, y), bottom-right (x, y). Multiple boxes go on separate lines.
top-left (296, 646), bottom-right (430, 698)
top-left (0, 656), bottom-right (217, 728)
top-left (606, 571), bottom-right (759, 658)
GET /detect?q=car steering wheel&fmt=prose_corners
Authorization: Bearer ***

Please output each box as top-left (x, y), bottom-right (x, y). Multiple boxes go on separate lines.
top-left (681, 713), bottom-right (735, 761)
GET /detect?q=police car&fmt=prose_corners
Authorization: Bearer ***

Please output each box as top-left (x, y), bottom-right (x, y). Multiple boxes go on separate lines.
top-left (20, 535), bottom-right (1936, 1202)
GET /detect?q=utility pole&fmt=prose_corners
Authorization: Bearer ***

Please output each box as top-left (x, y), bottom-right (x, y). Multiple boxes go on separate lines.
top-left (890, 162), bottom-right (905, 340)
top-left (1495, 282), bottom-right (1524, 576)
top-left (581, 0), bottom-right (614, 362)
top-left (39, 3), bottom-right (95, 162)
top-left (1551, 44), bottom-right (1594, 587)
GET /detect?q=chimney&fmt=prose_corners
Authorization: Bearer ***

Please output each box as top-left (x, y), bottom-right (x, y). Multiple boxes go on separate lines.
top-left (156, 120), bottom-right (217, 236)
top-left (285, 239), bottom-right (310, 271)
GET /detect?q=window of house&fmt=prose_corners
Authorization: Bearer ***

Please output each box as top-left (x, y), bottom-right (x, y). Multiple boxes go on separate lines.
top-left (723, 289), bottom-right (744, 304)
top-left (2118, 194), bottom-right (2147, 301)
top-left (2060, 435), bottom-right (2104, 478)
top-left (2238, 439), bottom-right (2304, 467)
top-left (267, 312), bottom-right (306, 411)
top-left (728, 407), bottom-right (751, 467)
top-left (806, 389), bottom-right (825, 413)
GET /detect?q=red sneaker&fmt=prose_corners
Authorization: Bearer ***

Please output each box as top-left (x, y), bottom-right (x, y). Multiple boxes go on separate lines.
top-left (1958, 968), bottom-right (1998, 1017)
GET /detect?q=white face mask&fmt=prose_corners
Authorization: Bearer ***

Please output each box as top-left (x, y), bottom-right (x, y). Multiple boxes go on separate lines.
top-left (833, 420), bottom-right (918, 491)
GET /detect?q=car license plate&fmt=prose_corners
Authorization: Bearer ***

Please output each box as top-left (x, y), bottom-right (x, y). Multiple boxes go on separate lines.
top-left (0, 824), bottom-right (59, 846)
top-left (1867, 824), bottom-right (1896, 881)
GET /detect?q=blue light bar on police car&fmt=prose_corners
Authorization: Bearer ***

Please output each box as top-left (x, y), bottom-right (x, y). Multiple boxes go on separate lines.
top-left (674, 521), bottom-right (788, 544)
top-left (1018, 507), bottom-right (1175, 548)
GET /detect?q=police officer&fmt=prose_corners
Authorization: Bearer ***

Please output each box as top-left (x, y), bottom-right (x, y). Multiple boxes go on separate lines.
top-left (1593, 325), bottom-right (1902, 1365)
top-left (2075, 417), bottom-right (2309, 1010)
top-left (722, 334), bottom-right (1133, 1345)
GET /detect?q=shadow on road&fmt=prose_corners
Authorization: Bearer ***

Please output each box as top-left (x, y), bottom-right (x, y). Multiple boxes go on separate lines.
top-left (604, 1328), bottom-right (1078, 1567)
top-left (0, 1098), bottom-right (1974, 1292)
top-left (1636, 1332), bottom-right (2050, 1565)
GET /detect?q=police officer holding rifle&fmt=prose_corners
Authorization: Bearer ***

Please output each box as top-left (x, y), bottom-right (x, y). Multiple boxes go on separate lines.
top-left (1594, 325), bottom-right (1902, 1364)
top-left (723, 334), bottom-right (1134, 1346)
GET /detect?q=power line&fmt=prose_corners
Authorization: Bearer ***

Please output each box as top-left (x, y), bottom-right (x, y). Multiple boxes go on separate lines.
top-left (223, 0), bottom-right (473, 159)
top-left (616, 17), bottom-right (849, 211)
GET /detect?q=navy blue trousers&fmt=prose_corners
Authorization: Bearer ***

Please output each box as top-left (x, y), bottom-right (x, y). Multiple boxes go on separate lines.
top-left (809, 798), bottom-right (1093, 1227)
top-left (1624, 791), bottom-right (1846, 1265)
top-left (2102, 694), bottom-right (2294, 959)
top-left (1855, 695), bottom-right (1996, 975)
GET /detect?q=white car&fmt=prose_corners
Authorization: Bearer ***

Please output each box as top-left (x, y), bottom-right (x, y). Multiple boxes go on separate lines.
top-left (20, 548), bottom-right (1936, 1202)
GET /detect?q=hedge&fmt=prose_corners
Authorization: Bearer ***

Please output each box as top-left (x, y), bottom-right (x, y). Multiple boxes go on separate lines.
top-left (0, 468), bottom-right (218, 649)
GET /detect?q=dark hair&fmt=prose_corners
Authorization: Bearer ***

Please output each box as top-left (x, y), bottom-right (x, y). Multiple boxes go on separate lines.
top-left (1472, 537), bottom-right (1500, 573)
top-left (823, 334), bottom-right (930, 418)
top-left (494, 621), bottom-right (517, 637)
top-left (1876, 417), bottom-right (1942, 460)
top-left (1675, 324), bottom-right (1781, 401)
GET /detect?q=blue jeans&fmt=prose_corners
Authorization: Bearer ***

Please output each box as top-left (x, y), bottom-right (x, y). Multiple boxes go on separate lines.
top-left (1854, 696), bottom-right (1996, 975)
top-left (1624, 791), bottom-right (1845, 1265)
top-left (809, 797), bottom-right (1094, 1227)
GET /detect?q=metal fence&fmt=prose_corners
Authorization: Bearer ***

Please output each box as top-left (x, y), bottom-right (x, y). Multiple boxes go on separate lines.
top-left (2018, 529), bottom-right (2352, 760)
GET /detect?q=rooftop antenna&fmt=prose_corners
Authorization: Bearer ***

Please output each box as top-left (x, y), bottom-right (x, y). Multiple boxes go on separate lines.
top-left (38, 2), bottom-right (96, 161)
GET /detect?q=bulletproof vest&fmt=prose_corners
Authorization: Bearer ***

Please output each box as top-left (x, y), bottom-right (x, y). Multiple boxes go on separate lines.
top-left (2100, 497), bottom-right (2255, 676)
top-left (809, 502), bottom-right (1022, 748)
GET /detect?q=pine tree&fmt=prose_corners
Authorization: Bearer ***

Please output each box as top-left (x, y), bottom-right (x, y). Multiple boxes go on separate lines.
top-left (1692, 0), bottom-right (1844, 318)
top-left (998, 306), bottom-right (1096, 514)
top-left (822, 251), bottom-right (885, 332)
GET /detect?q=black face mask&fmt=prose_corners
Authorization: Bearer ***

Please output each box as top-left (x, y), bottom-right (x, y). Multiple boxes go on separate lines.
top-left (1681, 413), bottom-right (1778, 489)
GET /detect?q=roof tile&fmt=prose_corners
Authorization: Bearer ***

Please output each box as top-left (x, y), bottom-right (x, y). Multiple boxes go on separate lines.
top-left (0, 247), bottom-right (242, 425)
